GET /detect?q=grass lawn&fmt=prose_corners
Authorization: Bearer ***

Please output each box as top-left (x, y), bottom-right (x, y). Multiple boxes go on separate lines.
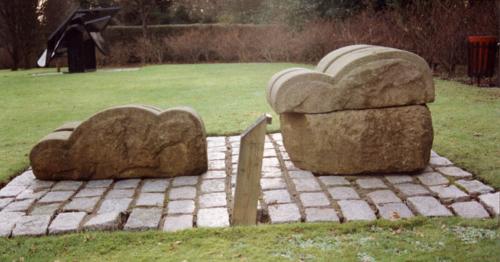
top-left (0, 63), bottom-right (499, 188)
top-left (1, 217), bottom-right (499, 261)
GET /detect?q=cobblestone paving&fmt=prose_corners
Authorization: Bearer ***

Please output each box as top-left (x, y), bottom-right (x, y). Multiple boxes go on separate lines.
top-left (0, 134), bottom-right (498, 237)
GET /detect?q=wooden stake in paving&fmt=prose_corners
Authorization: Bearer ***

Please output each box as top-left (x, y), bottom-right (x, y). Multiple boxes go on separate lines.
top-left (232, 114), bottom-right (272, 226)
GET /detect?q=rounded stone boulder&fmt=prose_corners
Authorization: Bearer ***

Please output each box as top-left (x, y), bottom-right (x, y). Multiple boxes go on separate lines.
top-left (267, 45), bottom-right (434, 114)
top-left (280, 105), bottom-right (433, 175)
top-left (30, 105), bottom-right (208, 180)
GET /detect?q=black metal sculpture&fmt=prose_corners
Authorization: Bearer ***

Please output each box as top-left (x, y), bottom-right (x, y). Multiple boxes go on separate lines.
top-left (37, 7), bottom-right (120, 73)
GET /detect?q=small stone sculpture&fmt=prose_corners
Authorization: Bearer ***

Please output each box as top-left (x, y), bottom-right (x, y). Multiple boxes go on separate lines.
top-left (267, 45), bottom-right (435, 175)
top-left (30, 105), bottom-right (208, 180)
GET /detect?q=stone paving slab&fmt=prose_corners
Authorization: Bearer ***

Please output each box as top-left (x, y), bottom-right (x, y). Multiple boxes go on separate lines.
top-left (124, 208), bottom-right (162, 231)
top-left (268, 204), bottom-right (301, 224)
top-left (478, 192), bottom-right (499, 216)
top-left (84, 212), bottom-right (123, 231)
top-left (407, 196), bottom-right (453, 217)
top-left (49, 212), bottom-right (86, 234)
top-left (305, 208), bottom-right (339, 222)
top-left (376, 203), bottom-right (414, 220)
top-left (450, 201), bottom-right (490, 219)
top-left (163, 215), bottom-right (193, 232)
top-left (338, 200), bottom-right (376, 221)
top-left (428, 185), bottom-right (469, 203)
top-left (12, 215), bottom-right (51, 237)
top-left (0, 134), bottom-right (497, 237)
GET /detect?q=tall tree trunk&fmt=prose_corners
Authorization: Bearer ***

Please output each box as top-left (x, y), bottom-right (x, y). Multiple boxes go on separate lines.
top-left (140, 1), bottom-right (148, 65)
top-left (497, 0), bottom-right (500, 87)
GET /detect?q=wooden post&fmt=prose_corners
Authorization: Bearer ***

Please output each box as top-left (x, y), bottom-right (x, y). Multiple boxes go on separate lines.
top-left (232, 114), bottom-right (272, 226)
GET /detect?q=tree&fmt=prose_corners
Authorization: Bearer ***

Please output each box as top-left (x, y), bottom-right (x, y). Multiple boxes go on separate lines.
top-left (497, 0), bottom-right (500, 87)
top-left (0, 0), bottom-right (41, 70)
top-left (40, 0), bottom-right (80, 37)
top-left (117, 0), bottom-right (172, 63)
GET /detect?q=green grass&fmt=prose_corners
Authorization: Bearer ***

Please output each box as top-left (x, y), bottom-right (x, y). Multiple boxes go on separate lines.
top-left (429, 80), bottom-right (500, 187)
top-left (1, 218), bottom-right (499, 261)
top-left (0, 64), bottom-right (499, 188)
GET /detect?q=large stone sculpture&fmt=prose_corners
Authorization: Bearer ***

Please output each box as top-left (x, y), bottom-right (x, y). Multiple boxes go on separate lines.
top-left (30, 105), bottom-right (208, 180)
top-left (267, 45), bottom-right (435, 175)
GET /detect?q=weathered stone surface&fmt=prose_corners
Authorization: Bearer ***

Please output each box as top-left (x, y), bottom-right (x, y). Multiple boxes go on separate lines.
top-left (2, 199), bottom-right (35, 212)
top-left (49, 212), bottom-right (86, 234)
top-left (135, 193), bottom-right (165, 207)
top-left (0, 186), bottom-right (27, 198)
top-left (172, 176), bottom-right (199, 187)
top-left (284, 160), bottom-right (300, 171)
top-left (478, 192), bottom-right (499, 216)
top-left (16, 189), bottom-right (48, 200)
top-left (31, 203), bottom-right (61, 216)
top-left (8, 171), bottom-right (35, 186)
top-left (30, 105), bottom-right (208, 180)
top-left (407, 196), bottom-right (452, 217)
top-left (63, 197), bottom-right (100, 213)
top-left (52, 181), bottom-right (83, 191)
top-left (166, 200), bottom-right (195, 214)
top-left (428, 185), bottom-right (469, 203)
top-left (0, 198), bottom-right (14, 210)
top-left (106, 189), bottom-right (135, 199)
top-left (450, 201), bottom-right (490, 219)
top-left (384, 175), bottom-right (413, 185)
top-left (261, 178), bottom-right (287, 190)
top-left (38, 191), bottom-right (74, 204)
top-left (267, 45), bottom-right (434, 114)
top-left (201, 171), bottom-right (226, 179)
top-left (198, 193), bottom-right (227, 208)
top-left (263, 157), bottom-right (280, 167)
top-left (169, 186), bottom-right (197, 200)
top-left (12, 215), bottom-right (51, 236)
top-left (367, 190), bottom-right (401, 204)
top-left (84, 212), bottom-right (123, 231)
top-left (74, 188), bottom-right (106, 198)
top-left (436, 167), bottom-right (472, 178)
top-left (328, 187), bottom-right (360, 200)
top-left (163, 215), bottom-right (193, 232)
top-left (262, 170), bottom-right (283, 178)
top-left (429, 157), bottom-right (453, 167)
top-left (394, 183), bottom-right (430, 197)
top-left (305, 208), bottom-right (339, 222)
top-left (197, 208), bottom-right (230, 227)
top-left (338, 200), bottom-right (376, 221)
top-left (113, 179), bottom-right (141, 189)
top-left (29, 180), bottom-right (55, 191)
top-left (455, 180), bottom-right (494, 195)
top-left (292, 178), bottom-right (322, 192)
top-left (0, 212), bottom-right (24, 237)
top-left (281, 106), bottom-right (433, 175)
top-left (263, 190), bottom-right (292, 205)
top-left (318, 176), bottom-right (350, 186)
top-left (200, 179), bottom-right (226, 193)
top-left (299, 192), bottom-right (330, 207)
top-left (208, 151), bottom-right (226, 160)
top-left (263, 148), bottom-right (277, 158)
top-left (376, 203), bottom-right (414, 220)
top-left (141, 179), bottom-right (169, 192)
top-left (208, 160), bottom-right (226, 170)
top-left (268, 204), bottom-right (301, 224)
top-left (288, 170), bottom-right (314, 179)
top-left (356, 178), bottom-right (388, 189)
top-left (417, 172), bottom-right (448, 186)
top-left (97, 198), bottom-right (133, 214)
top-left (124, 208), bottom-right (162, 230)
top-left (85, 179), bottom-right (113, 188)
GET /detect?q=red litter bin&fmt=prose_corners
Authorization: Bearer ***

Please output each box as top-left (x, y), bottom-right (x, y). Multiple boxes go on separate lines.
top-left (467, 35), bottom-right (498, 85)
